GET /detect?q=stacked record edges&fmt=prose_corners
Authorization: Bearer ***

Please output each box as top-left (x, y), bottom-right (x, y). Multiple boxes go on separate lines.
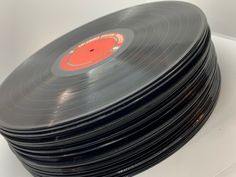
top-left (0, 2), bottom-right (220, 177)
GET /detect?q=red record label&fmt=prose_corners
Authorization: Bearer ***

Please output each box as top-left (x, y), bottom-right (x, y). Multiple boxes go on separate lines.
top-left (60, 33), bottom-right (124, 71)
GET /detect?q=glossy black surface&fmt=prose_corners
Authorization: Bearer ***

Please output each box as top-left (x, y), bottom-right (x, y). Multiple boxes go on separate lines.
top-left (0, 1), bottom-right (207, 130)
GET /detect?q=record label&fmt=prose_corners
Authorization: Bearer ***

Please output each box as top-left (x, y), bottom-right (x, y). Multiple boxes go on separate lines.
top-left (52, 28), bottom-right (134, 77)
top-left (60, 33), bottom-right (124, 71)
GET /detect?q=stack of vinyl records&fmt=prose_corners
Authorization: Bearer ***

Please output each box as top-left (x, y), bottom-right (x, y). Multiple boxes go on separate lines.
top-left (0, 1), bottom-right (221, 177)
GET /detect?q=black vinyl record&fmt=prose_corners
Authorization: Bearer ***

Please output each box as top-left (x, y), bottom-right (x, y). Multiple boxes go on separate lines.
top-left (0, 1), bottom-right (220, 177)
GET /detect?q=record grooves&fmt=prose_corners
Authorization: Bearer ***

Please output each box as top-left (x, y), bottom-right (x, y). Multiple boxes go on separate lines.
top-left (0, 2), bottom-right (221, 177)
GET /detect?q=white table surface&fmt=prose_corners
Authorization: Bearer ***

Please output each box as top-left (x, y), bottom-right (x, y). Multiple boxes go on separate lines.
top-left (0, 35), bottom-right (236, 177)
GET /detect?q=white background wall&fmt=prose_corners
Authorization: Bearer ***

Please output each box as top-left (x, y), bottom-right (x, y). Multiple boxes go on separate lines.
top-left (0, 0), bottom-right (236, 83)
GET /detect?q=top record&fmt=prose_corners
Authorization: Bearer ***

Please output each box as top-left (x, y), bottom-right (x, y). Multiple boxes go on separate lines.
top-left (0, 2), bottom-right (207, 130)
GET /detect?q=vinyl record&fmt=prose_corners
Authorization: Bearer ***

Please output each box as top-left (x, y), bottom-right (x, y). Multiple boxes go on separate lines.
top-left (0, 1), bottom-right (221, 177)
